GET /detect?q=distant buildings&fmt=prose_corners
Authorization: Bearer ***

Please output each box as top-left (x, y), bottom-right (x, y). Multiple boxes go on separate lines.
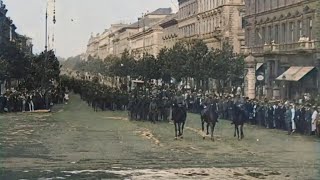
top-left (84, 1), bottom-right (245, 60)
top-left (85, 8), bottom-right (172, 60)
top-left (85, 0), bottom-right (320, 100)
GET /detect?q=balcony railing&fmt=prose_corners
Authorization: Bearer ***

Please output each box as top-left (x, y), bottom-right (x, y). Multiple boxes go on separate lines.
top-left (241, 40), bottom-right (320, 55)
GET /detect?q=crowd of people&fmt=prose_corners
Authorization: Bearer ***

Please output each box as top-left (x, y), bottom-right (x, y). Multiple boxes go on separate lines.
top-left (0, 87), bottom-right (68, 113)
top-left (4, 76), bottom-right (320, 138)
top-left (63, 76), bottom-right (320, 137)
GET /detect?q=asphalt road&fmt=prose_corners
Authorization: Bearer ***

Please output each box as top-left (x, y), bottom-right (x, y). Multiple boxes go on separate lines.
top-left (0, 95), bottom-right (319, 180)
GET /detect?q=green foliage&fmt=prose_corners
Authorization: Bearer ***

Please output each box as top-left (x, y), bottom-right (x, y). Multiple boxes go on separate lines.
top-left (64, 40), bottom-right (244, 91)
top-left (0, 41), bottom-right (61, 90)
top-left (0, 41), bottom-right (30, 80)
top-left (23, 50), bottom-right (61, 90)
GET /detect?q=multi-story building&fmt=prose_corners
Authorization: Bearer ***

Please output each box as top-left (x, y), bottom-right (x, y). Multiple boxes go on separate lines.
top-left (243, 0), bottom-right (320, 100)
top-left (159, 14), bottom-right (179, 49)
top-left (98, 24), bottom-right (127, 60)
top-left (177, 0), bottom-right (198, 39)
top-left (86, 33), bottom-right (100, 59)
top-left (197, 0), bottom-right (245, 52)
top-left (129, 8), bottom-right (172, 58)
top-left (85, 8), bottom-right (172, 60)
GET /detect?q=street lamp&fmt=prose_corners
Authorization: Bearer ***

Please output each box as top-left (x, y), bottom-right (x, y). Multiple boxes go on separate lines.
top-left (282, 75), bottom-right (286, 99)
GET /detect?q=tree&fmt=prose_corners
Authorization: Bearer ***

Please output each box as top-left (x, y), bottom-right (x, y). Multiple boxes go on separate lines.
top-left (167, 42), bottom-right (189, 83)
top-left (157, 47), bottom-right (171, 83)
top-left (186, 39), bottom-right (209, 89)
top-left (23, 50), bottom-right (61, 90)
top-left (206, 43), bottom-right (245, 93)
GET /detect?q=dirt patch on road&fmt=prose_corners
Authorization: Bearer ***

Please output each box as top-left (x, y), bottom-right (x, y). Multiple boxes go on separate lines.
top-left (56, 168), bottom-right (285, 180)
top-left (135, 129), bottom-right (162, 146)
top-left (105, 117), bottom-right (128, 121)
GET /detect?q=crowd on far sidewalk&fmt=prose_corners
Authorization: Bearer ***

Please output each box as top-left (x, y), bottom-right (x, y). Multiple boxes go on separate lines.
top-left (0, 87), bottom-right (69, 113)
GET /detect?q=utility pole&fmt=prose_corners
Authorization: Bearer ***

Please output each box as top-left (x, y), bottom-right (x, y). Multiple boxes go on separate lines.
top-left (41, 5), bottom-right (48, 90)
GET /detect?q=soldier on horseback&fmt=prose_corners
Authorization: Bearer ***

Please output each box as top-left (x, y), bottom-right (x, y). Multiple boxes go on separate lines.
top-left (171, 91), bottom-right (187, 120)
top-left (171, 90), bottom-right (187, 139)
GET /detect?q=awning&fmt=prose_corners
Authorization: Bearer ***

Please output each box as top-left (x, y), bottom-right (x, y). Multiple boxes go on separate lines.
top-left (256, 63), bottom-right (264, 71)
top-left (276, 66), bottom-right (315, 81)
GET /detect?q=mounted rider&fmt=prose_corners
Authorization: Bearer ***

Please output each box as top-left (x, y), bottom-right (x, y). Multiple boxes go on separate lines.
top-left (171, 90), bottom-right (187, 120)
top-left (202, 94), bottom-right (219, 122)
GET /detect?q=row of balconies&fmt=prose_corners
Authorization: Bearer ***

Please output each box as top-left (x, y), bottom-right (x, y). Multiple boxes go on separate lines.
top-left (242, 40), bottom-right (319, 55)
top-left (162, 33), bottom-right (178, 40)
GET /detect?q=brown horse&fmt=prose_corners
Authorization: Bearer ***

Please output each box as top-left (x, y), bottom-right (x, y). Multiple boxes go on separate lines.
top-left (201, 104), bottom-right (218, 141)
top-left (232, 104), bottom-right (246, 140)
top-left (172, 103), bottom-right (187, 139)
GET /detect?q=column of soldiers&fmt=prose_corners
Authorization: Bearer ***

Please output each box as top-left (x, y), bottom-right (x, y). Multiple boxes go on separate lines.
top-left (63, 76), bottom-right (320, 137)
top-left (64, 78), bottom-right (129, 111)
top-left (128, 87), bottom-right (174, 122)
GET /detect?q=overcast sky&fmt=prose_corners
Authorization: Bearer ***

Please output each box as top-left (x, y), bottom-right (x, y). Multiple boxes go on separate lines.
top-left (4, 0), bottom-right (178, 58)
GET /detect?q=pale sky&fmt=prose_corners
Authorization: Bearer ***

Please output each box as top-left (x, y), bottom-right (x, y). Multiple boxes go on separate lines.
top-left (4, 0), bottom-right (178, 58)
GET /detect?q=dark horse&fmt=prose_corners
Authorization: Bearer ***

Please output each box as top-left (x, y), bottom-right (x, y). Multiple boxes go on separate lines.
top-left (232, 104), bottom-right (246, 140)
top-left (201, 104), bottom-right (218, 141)
top-left (172, 103), bottom-right (187, 139)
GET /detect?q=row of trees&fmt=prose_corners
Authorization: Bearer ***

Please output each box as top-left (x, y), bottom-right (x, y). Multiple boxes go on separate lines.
top-left (64, 40), bottom-right (244, 92)
top-left (0, 41), bottom-right (61, 91)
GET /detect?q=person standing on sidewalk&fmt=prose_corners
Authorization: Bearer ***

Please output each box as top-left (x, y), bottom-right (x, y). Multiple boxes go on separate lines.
top-left (311, 106), bottom-right (318, 135)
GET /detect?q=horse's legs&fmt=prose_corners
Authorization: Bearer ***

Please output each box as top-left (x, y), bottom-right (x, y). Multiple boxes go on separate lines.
top-left (177, 122), bottom-right (181, 137)
top-left (206, 123), bottom-right (210, 135)
top-left (181, 121), bottom-right (185, 138)
top-left (201, 118), bottom-right (205, 132)
top-left (174, 123), bottom-right (178, 139)
top-left (234, 125), bottom-right (237, 137)
top-left (236, 125), bottom-right (240, 140)
top-left (210, 122), bottom-right (215, 141)
top-left (240, 124), bottom-right (244, 139)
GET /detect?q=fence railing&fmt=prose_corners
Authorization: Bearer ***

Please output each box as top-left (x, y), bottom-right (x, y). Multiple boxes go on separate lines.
top-left (241, 40), bottom-right (320, 54)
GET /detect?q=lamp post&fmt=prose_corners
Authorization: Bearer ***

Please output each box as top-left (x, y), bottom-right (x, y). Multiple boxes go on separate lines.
top-left (41, 5), bottom-right (48, 90)
top-left (282, 75), bottom-right (286, 100)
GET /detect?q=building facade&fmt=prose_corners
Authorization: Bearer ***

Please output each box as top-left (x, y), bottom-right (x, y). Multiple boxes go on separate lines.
top-left (129, 9), bottom-right (172, 58)
top-left (159, 14), bottom-right (179, 49)
top-left (177, 0), bottom-right (198, 39)
top-left (85, 8), bottom-right (172, 60)
top-left (243, 0), bottom-right (320, 100)
top-left (197, 0), bottom-right (245, 53)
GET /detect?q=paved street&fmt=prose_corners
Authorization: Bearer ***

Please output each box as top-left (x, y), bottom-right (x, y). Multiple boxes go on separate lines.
top-left (0, 95), bottom-right (320, 180)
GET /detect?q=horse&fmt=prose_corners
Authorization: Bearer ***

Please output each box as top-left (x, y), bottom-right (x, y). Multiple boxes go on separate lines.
top-left (172, 103), bottom-right (187, 139)
top-left (201, 103), bottom-right (219, 141)
top-left (232, 104), bottom-right (246, 140)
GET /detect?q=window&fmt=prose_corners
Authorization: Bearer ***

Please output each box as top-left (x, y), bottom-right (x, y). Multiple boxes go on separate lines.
top-left (307, 18), bottom-right (313, 40)
top-left (289, 22), bottom-right (294, 42)
top-left (297, 20), bottom-right (302, 39)
top-left (274, 24), bottom-right (279, 43)
top-left (261, 27), bottom-right (266, 44)
top-left (268, 26), bottom-right (272, 43)
top-left (255, 28), bottom-right (260, 45)
top-left (246, 29), bottom-right (251, 46)
top-left (281, 23), bottom-right (286, 43)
